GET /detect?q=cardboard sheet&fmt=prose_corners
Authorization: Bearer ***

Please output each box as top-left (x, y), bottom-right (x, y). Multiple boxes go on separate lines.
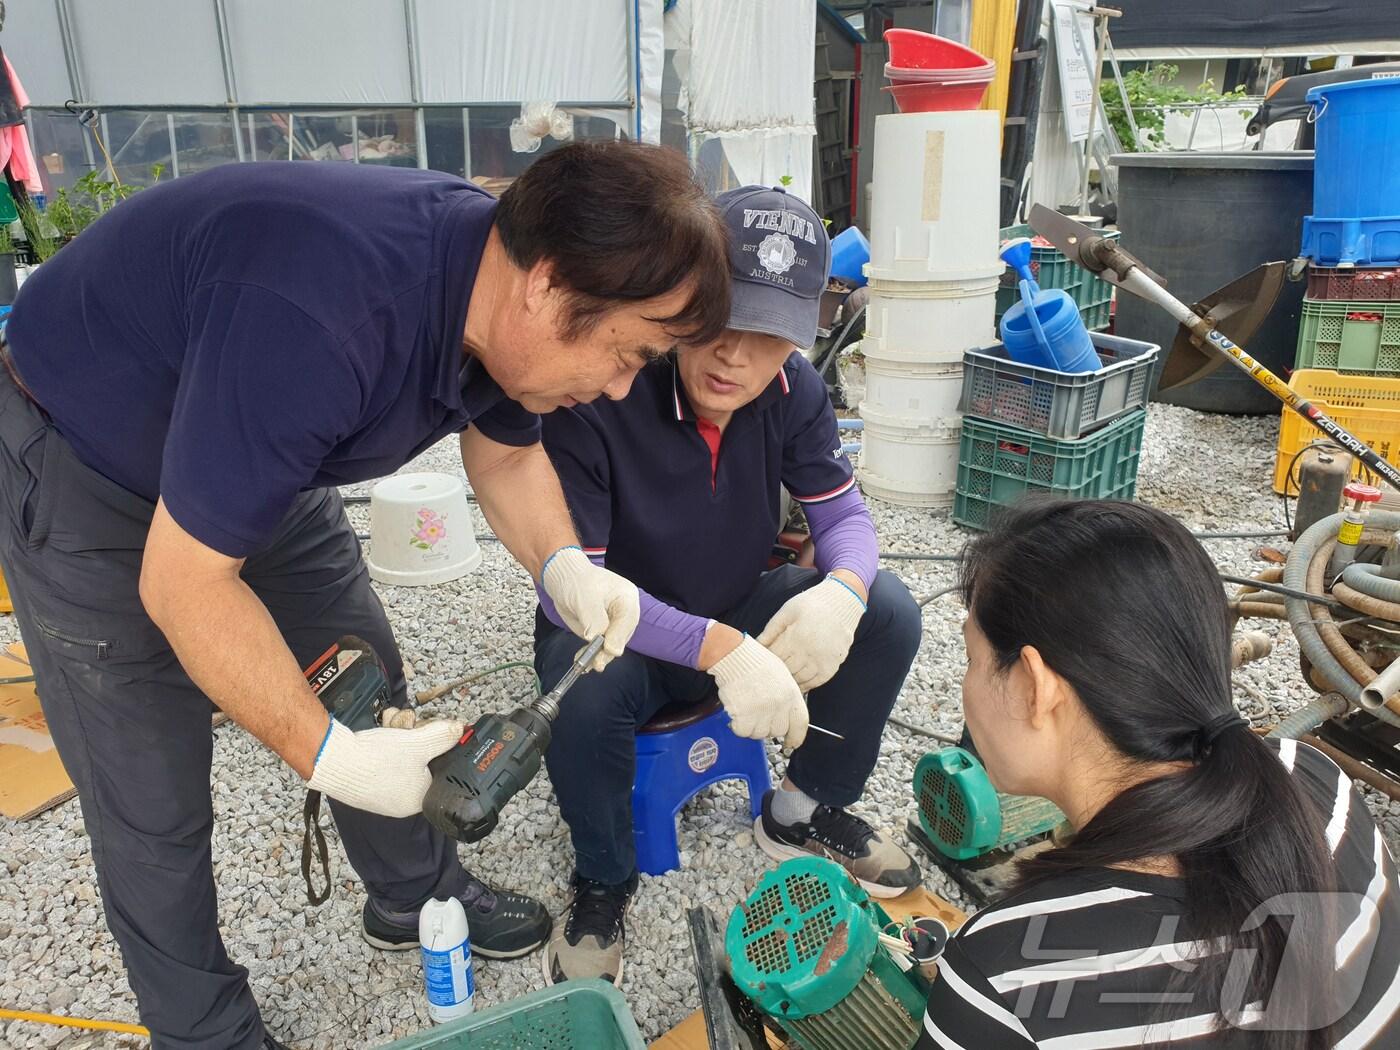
top-left (0, 644), bottom-right (76, 820)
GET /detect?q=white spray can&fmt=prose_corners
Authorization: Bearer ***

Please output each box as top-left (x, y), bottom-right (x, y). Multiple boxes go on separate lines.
top-left (419, 897), bottom-right (475, 1023)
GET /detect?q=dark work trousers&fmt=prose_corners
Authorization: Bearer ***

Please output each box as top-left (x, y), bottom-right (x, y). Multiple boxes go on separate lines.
top-left (535, 564), bottom-right (922, 885)
top-left (0, 367), bottom-right (469, 1049)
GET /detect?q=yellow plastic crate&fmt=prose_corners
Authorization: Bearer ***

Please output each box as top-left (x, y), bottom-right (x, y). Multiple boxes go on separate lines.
top-left (1272, 369), bottom-right (1400, 495)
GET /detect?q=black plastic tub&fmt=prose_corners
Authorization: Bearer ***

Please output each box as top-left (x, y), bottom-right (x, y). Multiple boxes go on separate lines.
top-left (1112, 151), bottom-right (1313, 415)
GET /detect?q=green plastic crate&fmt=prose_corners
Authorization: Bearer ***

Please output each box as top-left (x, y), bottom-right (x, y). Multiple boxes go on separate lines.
top-left (1295, 298), bottom-right (1400, 376)
top-left (994, 223), bottom-right (1119, 333)
top-left (375, 979), bottom-right (644, 1050)
top-left (952, 410), bottom-right (1145, 531)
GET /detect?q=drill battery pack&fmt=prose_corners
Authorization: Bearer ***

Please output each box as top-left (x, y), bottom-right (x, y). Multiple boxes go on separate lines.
top-left (304, 635), bottom-right (392, 731)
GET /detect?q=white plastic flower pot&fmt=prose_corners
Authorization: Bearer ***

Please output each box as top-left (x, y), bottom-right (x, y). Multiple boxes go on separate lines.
top-left (366, 472), bottom-right (481, 587)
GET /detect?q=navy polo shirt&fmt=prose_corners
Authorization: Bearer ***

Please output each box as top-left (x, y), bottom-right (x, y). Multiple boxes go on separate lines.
top-left (7, 162), bottom-right (538, 557)
top-left (540, 352), bottom-right (854, 620)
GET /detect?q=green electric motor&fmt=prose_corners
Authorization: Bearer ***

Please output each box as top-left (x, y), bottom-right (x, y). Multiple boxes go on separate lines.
top-left (914, 747), bottom-right (1065, 861)
top-left (725, 857), bottom-right (926, 1050)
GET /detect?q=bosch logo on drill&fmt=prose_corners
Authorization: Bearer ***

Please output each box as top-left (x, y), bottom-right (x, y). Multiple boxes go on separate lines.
top-left (421, 637), bottom-right (605, 844)
top-left (476, 741), bottom-right (506, 773)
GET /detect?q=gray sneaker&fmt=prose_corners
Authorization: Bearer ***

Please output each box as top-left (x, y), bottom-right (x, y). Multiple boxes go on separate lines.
top-left (754, 790), bottom-right (921, 898)
top-left (542, 871), bottom-right (639, 986)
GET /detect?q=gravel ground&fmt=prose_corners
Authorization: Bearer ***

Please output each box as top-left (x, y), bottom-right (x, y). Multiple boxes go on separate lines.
top-left (2, 402), bottom-right (1398, 1049)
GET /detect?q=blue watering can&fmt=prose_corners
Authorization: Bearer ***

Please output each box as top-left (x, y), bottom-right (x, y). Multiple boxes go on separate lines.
top-left (998, 237), bottom-right (1099, 373)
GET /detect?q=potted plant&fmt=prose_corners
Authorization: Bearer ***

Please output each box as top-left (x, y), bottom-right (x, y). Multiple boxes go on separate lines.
top-left (16, 198), bottom-right (58, 265)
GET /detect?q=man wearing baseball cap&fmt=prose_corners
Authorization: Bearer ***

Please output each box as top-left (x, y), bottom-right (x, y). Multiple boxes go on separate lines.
top-left (531, 186), bottom-right (923, 984)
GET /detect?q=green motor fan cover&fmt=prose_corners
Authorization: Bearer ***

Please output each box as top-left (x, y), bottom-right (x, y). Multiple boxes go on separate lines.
top-left (726, 856), bottom-right (880, 1018)
top-left (725, 857), bottom-right (926, 1035)
top-left (914, 747), bottom-right (1064, 861)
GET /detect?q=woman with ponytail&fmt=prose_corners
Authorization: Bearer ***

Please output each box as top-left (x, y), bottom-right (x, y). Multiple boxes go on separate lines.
top-left (917, 499), bottom-right (1399, 1049)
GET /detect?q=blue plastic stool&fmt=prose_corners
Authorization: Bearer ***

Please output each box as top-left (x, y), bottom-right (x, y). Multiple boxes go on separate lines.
top-left (631, 694), bottom-right (771, 876)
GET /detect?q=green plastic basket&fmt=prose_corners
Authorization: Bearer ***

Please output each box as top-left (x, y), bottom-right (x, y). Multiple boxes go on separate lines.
top-left (994, 223), bottom-right (1119, 333)
top-left (1295, 298), bottom-right (1400, 376)
top-left (374, 979), bottom-right (644, 1050)
top-left (952, 409), bottom-right (1145, 531)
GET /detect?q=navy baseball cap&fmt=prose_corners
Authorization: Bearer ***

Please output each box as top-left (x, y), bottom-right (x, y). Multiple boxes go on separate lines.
top-left (716, 186), bottom-right (832, 350)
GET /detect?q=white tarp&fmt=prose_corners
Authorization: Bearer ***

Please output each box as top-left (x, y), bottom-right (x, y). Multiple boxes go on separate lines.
top-left (416, 0), bottom-right (631, 106)
top-left (68, 0), bottom-right (227, 106)
top-left (1029, 6), bottom-right (1086, 215)
top-left (226, 0), bottom-right (415, 105)
top-left (5, 0), bottom-right (636, 110)
top-left (685, 0), bottom-right (815, 134)
top-left (2, 2), bottom-right (78, 108)
top-left (669, 0), bottom-right (816, 202)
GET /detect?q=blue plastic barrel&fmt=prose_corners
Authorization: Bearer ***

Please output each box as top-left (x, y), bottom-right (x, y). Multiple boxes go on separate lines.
top-left (1301, 78), bottom-right (1400, 266)
top-left (999, 289), bottom-right (1099, 373)
top-left (830, 226), bottom-right (870, 287)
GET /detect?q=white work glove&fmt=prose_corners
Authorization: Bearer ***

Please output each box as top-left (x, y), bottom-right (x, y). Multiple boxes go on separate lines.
top-left (708, 635), bottom-right (809, 749)
top-left (757, 576), bottom-right (866, 692)
top-left (380, 706), bottom-right (417, 729)
top-left (307, 718), bottom-right (463, 818)
top-left (540, 546), bottom-right (641, 671)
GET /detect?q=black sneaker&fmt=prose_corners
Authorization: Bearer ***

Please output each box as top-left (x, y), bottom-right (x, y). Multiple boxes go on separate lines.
top-left (542, 871), bottom-right (639, 986)
top-left (263, 1035), bottom-right (294, 1049)
top-left (362, 869), bottom-right (551, 959)
top-left (754, 790), bottom-right (922, 899)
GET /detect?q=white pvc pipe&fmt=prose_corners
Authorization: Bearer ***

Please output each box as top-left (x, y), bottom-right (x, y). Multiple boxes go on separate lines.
top-left (1360, 658), bottom-right (1400, 714)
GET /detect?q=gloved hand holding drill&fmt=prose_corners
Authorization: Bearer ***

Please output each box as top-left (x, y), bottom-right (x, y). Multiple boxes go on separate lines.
top-left (300, 637), bottom-right (463, 820)
top-left (308, 717), bottom-right (463, 819)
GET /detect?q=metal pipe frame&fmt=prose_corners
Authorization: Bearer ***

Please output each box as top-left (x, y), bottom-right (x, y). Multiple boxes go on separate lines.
top-left (403, 0), bottom-right (429, 169)
top-left (211, 0), bottom-right (239, 103)
top-left (166, 112), bottom-right (180, 178)
top-left (98, 112), bottom-right (114, 181)
top-left (24, 101), bottom-right (630, 113)
top-left (53, 0), bottom-right (86, 103)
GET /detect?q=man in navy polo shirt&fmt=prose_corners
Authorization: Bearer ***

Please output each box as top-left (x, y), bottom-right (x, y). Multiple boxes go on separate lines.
top-left (534, 187), bottom-right (924, 985)
top-left (0, 142), bottom-right (730, 1049)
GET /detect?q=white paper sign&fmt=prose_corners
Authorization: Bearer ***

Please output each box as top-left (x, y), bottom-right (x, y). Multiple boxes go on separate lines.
top-left (1052, 2), bottom-right (1098, 142)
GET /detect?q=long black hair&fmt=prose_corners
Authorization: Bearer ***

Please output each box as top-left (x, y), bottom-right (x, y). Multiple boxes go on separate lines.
top-left (959, 498), bottom-right (1334, 1048)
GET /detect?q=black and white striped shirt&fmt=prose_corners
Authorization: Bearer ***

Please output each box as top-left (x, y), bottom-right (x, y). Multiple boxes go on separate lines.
top-left (915, 741), bottom-right (1399, 1048)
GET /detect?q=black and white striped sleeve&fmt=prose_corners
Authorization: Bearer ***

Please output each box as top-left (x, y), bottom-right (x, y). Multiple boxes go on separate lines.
top-left (915, 936), bottom-right (1039, 1050)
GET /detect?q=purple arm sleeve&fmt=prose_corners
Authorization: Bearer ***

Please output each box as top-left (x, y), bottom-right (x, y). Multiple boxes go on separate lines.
top-left (534, 557), bottom-right (712, 669)
top-left (803, 487), bottom-right (879, 592)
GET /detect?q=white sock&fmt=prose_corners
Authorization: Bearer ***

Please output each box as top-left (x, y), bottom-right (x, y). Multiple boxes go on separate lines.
top-left (770, 783), bottom-right (819, 826)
